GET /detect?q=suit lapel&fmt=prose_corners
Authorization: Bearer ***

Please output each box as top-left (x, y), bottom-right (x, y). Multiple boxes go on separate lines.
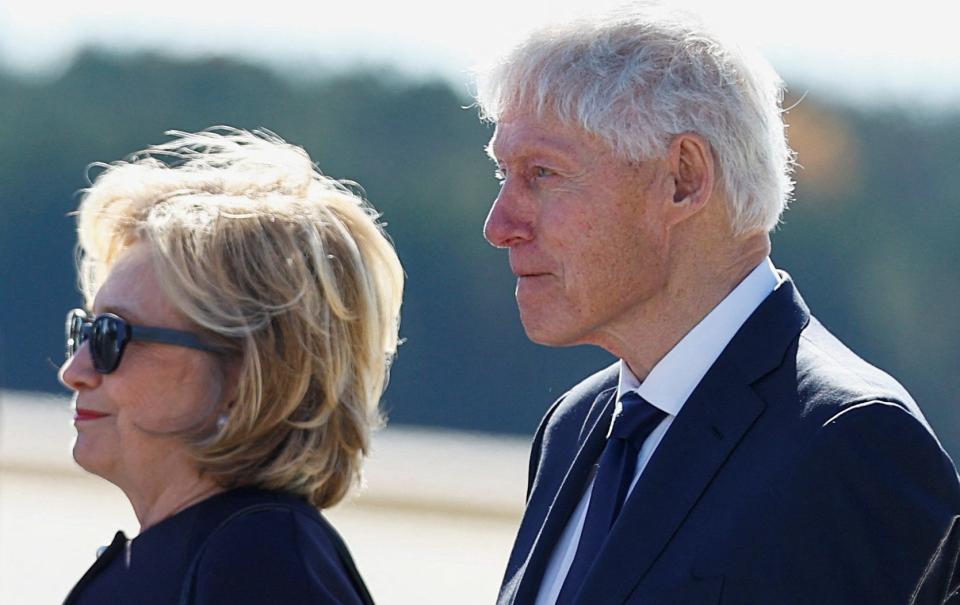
top-left (508, 387), bottom-right (617, 605)
top-left (576, 355), bottom-right (765, 603)
top-left (572, 277), bottom-right (810, 604)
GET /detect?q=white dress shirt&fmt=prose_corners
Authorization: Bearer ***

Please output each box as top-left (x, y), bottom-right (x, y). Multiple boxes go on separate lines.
top-left (534, 258), bottom-right (781, 605)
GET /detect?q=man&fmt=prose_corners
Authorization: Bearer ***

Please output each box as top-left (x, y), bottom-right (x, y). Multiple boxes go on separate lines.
top-left (476, 4), bottom-right (960, 604)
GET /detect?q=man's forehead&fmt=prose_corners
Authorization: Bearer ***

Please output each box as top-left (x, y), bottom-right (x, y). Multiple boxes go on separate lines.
top-left (487, 113), bottom-right (593, 161)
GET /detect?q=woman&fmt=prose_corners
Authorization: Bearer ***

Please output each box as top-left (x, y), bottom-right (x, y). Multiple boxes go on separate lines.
top-left (59, 127), bottom-right (403, 604)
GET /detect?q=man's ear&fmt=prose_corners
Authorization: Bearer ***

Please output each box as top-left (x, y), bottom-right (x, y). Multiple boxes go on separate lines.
top-left (669, 132), bottom-right (716, 213)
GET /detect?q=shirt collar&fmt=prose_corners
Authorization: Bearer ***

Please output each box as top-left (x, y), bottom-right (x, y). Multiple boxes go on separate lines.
top-left (617, 258), bottom-right (780, 417)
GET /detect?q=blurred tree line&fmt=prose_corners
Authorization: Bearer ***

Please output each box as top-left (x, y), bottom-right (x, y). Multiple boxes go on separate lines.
top-left (1, 51), bottom-right (958, 458)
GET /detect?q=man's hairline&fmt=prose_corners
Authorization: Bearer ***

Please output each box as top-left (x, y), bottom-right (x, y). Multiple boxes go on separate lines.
top-left (484, 109), bottom-right (690, 171)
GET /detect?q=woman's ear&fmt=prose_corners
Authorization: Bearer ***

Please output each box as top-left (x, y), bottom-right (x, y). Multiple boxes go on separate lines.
top-left (218, 355), bottom-right (243, 409)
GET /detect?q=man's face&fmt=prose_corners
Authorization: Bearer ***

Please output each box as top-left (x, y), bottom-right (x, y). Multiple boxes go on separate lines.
top-left (484, 111), bottom-right (675, 349)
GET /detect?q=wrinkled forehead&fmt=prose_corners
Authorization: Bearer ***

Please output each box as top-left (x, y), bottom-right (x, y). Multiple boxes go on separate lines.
top-left (487, 109), bottom-right (603, 163)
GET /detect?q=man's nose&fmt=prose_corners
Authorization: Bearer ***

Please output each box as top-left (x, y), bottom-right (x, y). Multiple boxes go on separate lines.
top-left (483, 179), bottom-right (534, 248)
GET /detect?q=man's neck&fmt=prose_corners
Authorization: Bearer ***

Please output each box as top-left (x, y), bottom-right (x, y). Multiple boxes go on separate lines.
top-left (600, 234), bottom-right (771, 380)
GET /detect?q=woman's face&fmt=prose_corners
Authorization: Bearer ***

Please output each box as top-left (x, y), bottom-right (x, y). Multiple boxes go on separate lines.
top-left (59, 242), bottom-right (229, 489)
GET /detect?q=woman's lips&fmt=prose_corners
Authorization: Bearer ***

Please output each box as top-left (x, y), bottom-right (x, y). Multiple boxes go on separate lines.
top-left (74, 408), bottom-right (110, 421)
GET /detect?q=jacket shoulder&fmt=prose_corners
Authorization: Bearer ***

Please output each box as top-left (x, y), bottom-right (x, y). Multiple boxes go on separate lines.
top-left (795, 316), bottom-right (931, 428)
top-left (193, 507), bottom-right (366, 605)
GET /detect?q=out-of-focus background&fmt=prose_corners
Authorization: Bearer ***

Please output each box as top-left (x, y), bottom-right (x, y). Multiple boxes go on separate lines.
top-left (1, 1), bottom-right (959, 603)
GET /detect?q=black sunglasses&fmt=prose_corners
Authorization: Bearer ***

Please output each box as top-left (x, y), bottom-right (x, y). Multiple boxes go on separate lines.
top-left (65, 308), bottom-right (231, 374)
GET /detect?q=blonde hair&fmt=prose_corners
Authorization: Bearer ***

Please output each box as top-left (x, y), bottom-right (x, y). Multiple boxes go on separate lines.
top-left (75, 127), bottom-right (404, 508)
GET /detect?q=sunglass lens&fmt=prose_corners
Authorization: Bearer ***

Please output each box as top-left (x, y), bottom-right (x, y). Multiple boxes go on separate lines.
top-left (66, 311), bottom-right (86, 358)
top-left (91, 316), bottom-right (123, 373)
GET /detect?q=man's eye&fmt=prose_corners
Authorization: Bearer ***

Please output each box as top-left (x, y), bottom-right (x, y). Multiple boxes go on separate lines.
top-left (534, 166), bottom-right (554, 178)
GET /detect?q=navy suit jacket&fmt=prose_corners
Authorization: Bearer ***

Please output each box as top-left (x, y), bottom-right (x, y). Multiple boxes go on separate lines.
top-left (500, 277), bottom-right (960, 605)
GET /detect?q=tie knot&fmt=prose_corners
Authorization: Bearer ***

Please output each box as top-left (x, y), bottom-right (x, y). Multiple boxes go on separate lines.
top-left (609, 392), bottom-right (666, 446)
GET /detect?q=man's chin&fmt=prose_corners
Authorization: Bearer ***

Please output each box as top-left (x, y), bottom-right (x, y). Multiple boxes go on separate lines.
top-left (521, 321), bottom-right (583, 348)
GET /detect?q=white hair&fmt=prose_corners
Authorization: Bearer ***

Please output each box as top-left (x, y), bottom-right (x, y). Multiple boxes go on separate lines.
top-left (475, 3), bottom-right (795, 235)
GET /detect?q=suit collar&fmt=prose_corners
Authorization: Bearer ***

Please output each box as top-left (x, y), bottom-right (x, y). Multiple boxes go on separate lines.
top-left (619, 258), bottom-right (781, 418)
top-left (724, 272), bottom-right (809, 382)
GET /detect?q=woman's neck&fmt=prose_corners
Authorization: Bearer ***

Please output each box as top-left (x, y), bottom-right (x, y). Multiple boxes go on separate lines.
top-left (128, 475), bottom-right (225, 532)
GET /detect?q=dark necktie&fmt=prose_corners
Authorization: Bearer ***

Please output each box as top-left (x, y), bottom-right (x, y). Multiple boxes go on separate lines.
top-left (555, 391), bottom-right (666, 605)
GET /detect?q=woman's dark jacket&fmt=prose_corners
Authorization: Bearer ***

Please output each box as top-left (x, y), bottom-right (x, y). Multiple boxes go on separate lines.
top-left (63, 487), bottom-right (374, 604)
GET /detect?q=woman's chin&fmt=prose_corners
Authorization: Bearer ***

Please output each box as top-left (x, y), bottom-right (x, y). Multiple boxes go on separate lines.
top-left (71, 435), bottom-right (113, 478)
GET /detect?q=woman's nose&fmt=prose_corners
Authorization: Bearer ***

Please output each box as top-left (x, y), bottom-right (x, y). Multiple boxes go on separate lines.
top-left (59, 342), bottom-right (101, 391)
